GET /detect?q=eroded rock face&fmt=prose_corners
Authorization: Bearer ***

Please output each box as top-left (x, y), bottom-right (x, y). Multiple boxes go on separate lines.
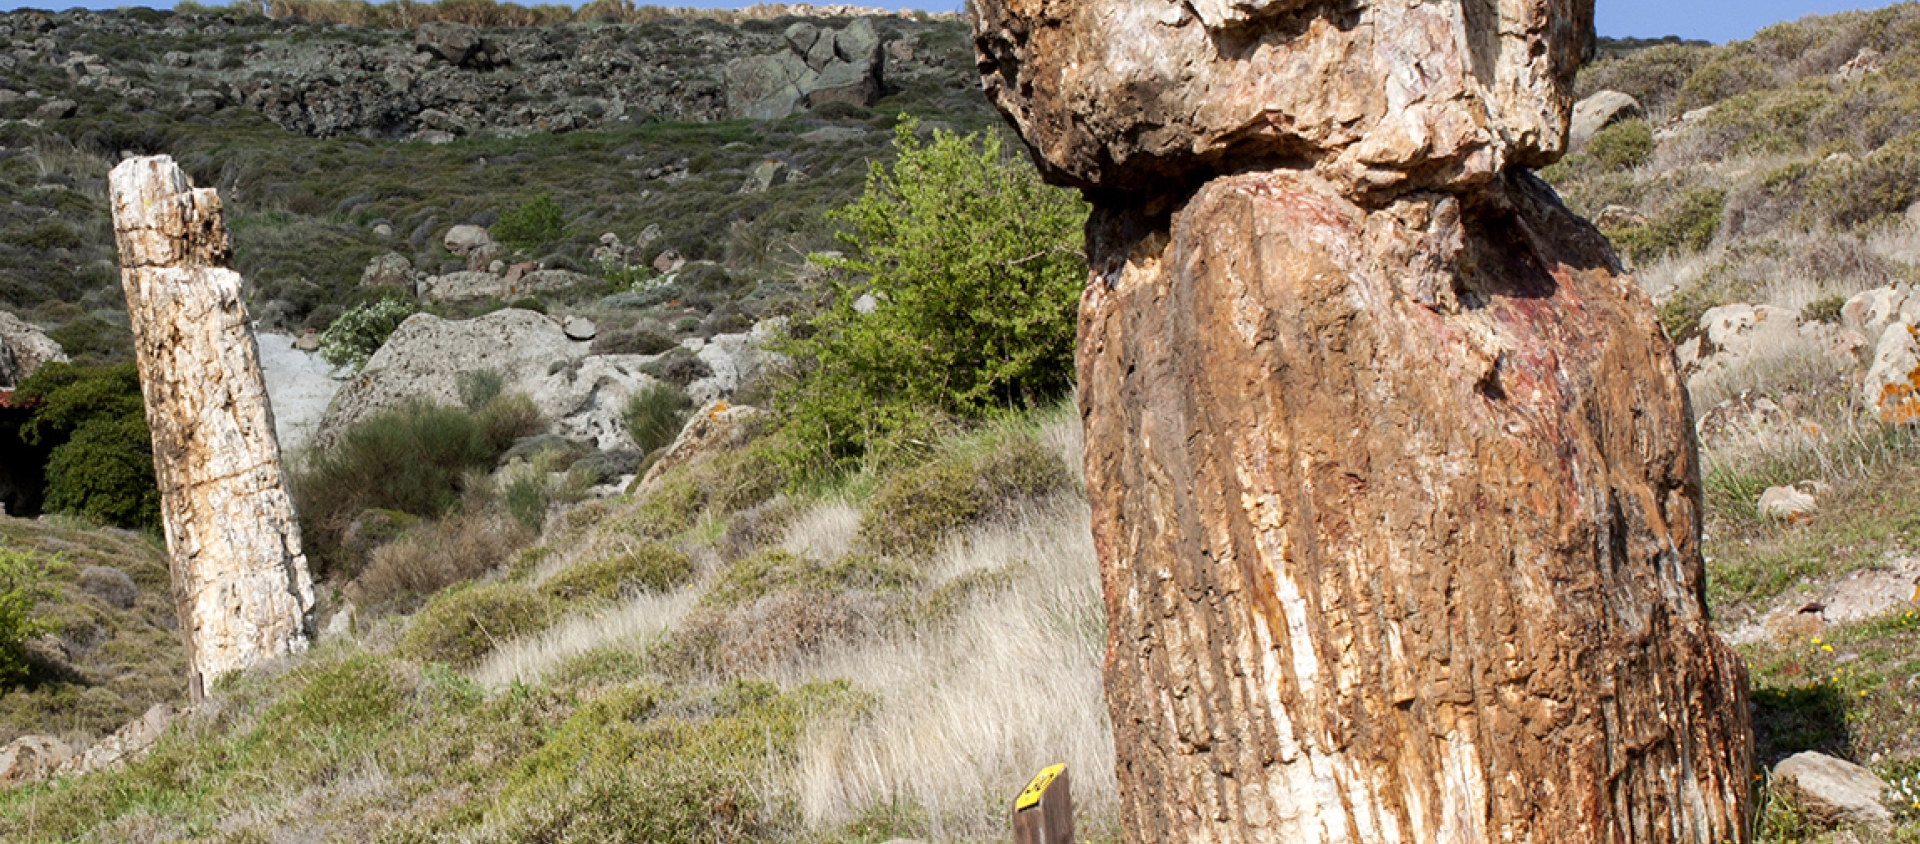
top-left (971, 0), bottom-right (1594, 197)
top-left (974, 0), bottom-right (1753, 839)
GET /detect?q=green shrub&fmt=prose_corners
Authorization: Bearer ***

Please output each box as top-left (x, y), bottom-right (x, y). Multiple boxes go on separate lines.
top-left (15, 362), bottom-right (160, 531)
top-left (620, 474), bottom-right (705, 539)
top-left (704, 549), bottom-right (915, 609)
top-left (1585, 119), bottom-right (1655, 171)
top-left (622, 383), bottom-right (694, 456)
top-left (1801, 294), bottom-right (1847, 324)
top-left (855, 433), bottom-right (1071, 559)
top-left (642, 347), bottom-right (712, 388)
top-left (542, 543), bottom-right (695, 603)
top-left (492, 195), bottom-right (566, 252)
top-left (503, 472), bottom-right (549, 533)
top-left (476, 392), bottom-right (544, 453)
top-left (260, 654), bottom-right (405, 738)
top-left (777, 117), bottom-right (1088, 477)
top-left (2, 221), bottom-right (84, 250)
top-left (295, 401), bottom-right (498, 576)
top-left (400, 582), bottom-right (554, 666)
top-left (1605, 187), bottom-right (1726, 263)
top-left (318, 298), bottom-right (421, 372)
top-left (456, 368), bottom-right (506, 411)
top-left (0, 544), bottom-right (54, 687)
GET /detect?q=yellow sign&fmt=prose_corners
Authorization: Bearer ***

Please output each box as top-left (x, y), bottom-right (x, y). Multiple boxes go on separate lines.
top-left (1015, 764), bottom-right (1066, 812)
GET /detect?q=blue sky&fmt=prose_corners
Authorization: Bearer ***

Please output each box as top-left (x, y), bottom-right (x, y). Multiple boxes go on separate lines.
top-left (0, 0), bottom-right (1907, 44)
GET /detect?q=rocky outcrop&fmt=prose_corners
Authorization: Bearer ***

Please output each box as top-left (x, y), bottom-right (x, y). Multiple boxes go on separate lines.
top-left (108, 156), bottom-right (314, 696)
top-left (416, 267), bottom-right (598, 303)
top-left (1772, 752), bottom-right (1893, 832)
top-left (637, 400), bottom-right (760, 489)
top-left (726, 18), bottom-right (884, 120)
top-left (0, 311), bottom-right (67, 390)
top-left (0, 735), bottom-right (71, 787)
top-left (359, 252), bottom-right (414, 289)
top-left (973, 1), bottom-right (1754, 840)
top-left (257, 331), bottom-right (344, 457)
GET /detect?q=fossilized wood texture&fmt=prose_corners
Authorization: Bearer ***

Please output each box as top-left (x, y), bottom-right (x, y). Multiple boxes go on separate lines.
top-left (109, 156), bottom-right (314, 692)
top-left (971, 0), bottom-right (1593, 196)
top-left (1078, 170), bottom-right (1752, 843)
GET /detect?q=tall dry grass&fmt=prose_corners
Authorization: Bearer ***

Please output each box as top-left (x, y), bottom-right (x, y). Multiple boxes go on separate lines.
top-left (782, 495), bottom-right (1114, 840)
top-left (468, 587), bottom-right (697, 688)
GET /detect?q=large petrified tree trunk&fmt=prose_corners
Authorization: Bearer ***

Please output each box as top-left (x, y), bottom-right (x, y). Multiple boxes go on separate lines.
top-left (109, 156), bottom-right (314, 696)
top-left (971, 1), bottom-right (1753, 841)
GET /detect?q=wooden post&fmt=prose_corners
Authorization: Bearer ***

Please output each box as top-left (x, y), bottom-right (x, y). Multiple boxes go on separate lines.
top-left (109, 155), bottom-right (315, 697)
top-left (1013, 764), bottom-right (1073, 844)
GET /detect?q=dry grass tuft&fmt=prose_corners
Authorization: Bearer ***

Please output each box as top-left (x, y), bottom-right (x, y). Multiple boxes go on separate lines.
top-left (468, 587), bottom-right (697, 689)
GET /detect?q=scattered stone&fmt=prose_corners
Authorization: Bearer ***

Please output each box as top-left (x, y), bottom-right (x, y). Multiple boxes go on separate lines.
top-left (294, 330), bottom-right (320, 352)
top-left (466, 240), bottom-right (504, 272)
top-left (853, 293), bottom-right (878, 314)
top-left (418, 270), bottom-right (506, 303)
top-left (322, 601), bottom-right (356, 640)
top-left (743, 159), bottom-right (800, 193)
top-left (33, 97), bottom-right (76, 119)
top-left (1758, 485), bottom-right (1818, 522)
top-left (637, 400), bottom-right (762, 490)
top-left (1835, 47), bottom-right (1885, 83)
top-left (563, 316), bottom-right (596, 341)
top-left (1570, 90), bottom-right (1644, 150)
top-left (0, 735), bottom-right (72, 787)
top-left (78, 565), bottom-right (138, 609)
top-left (372, 222), bottom-right (393, 238)
top-left (512, 269), bottom-right (598, 296)
top-left (1772, 752), bottom-right (1893, 833)
top-left (801, 126), bottom-right (867, 144)
top-left (56, 704), bottom-right (175, 779)
top-left (1865, 322), bottom-right (1920, 423)
top-left (1842, 286), bottom-right (1918, 344)
top-left (442, 224), bottom-right (493, 255)
top-left (0, 310), bottom-right (68, 390)
top-left (360, 252), bottom-right (414, 288)
top-left (653, 249), bottom-right (687, 274)
top-left (414, 22), bottom-right (484, 67)
top-left (504, 261), bottom-right (538, 283)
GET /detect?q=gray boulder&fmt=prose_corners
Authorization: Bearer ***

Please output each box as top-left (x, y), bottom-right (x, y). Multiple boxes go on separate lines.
top-left (419, 271), bottom-right (506, 303)
top-left (33, 98), bottom-right (76, 119)
top-left (415, 22), bottom-right (484, 67)
top-left (360, 252), bottom-right (414, 288)
top-left (0, 311), bottom-right (67, 390)
top-left (443, 224), bottom-right (494, 255)
top-left (1772, 752), bottom-right (1893, 833)
top-left (726, 18), bottom-right (884, 120)
top-left (1570, 90), bottom-right (1643, 150)
top-left (78, 565), bottom-right (138, 609)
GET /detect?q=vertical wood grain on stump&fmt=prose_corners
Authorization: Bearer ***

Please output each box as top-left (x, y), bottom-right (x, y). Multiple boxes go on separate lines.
top-left (109, 156), bottom-right (314, 694)
top-left (1013, 764), bottom-right (1074, 844)
top-left (1076, 173), bottom-right (1752, 842)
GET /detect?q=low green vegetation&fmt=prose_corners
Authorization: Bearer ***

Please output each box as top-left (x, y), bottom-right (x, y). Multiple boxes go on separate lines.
top-left (0, 545), bottom-right (52, 686)
top-left (13, 362), bottom-right (160, 531)
top-left (624, 383), bottom-right (696, 458)
top-left (542, 543), bottom-right (696, 602)
top-left (855, 431), bottom-right (1072, 559)
top-left (400, 582), bottom-right (555, 667)
top-left (493, 194), bottom-right (567, 253)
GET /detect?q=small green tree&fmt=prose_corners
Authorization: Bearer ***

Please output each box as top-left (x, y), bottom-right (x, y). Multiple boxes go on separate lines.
top-left (778, 117), bottom-right (1088, 474)
top-left (15, 362), bottom-right (161, 531)
top-left (492, 195), bottom-right (567, 253)
top-left (319, 298), bottom-right (421, 372)
top-left (0, 544), bottom-right (54, 687)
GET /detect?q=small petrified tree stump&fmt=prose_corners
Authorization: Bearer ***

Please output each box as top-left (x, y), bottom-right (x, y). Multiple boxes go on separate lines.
top-left (109, 156), bottom-right (314, 695)
top-left (971, 0), bottom-right (1754, 841)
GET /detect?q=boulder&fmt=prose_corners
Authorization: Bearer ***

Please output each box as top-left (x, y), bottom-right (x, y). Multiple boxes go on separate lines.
top-left (1758, 485), bottom-right (1818, 522)
top-left (257, 331), bottom-right (345, 457)
top-left (0, 311), bottom-right (68, 390)
top-left (1841, 285), bottom-right (1917, 344)
top-left (637, 400), bottom-right (762, 490)
top-left (563, 316), bottom-right (596, 341)
top-left (359, 252), bottom-right (413, 288)
top-left (1772, 752), bottom-right (1893, 833)
top-left (1570, 90), bottom-right (1645, 150)
top-left (415, 22), bottom-right (484, 67)
top-left (512, 269), bottom-right (598, 296)
top-left (466, 241), bottom-right (505, 273)
top-left (725, 54), bottom-right (814, 121)
top-left (419, 271), bottom-right (506, 303)
top-left (442, 224), bottom-right (493, 255)
top-left (784, 22), bottom-right (820, 54)
top-left (1864, 321), bottom-right (1919, 423)
top-left (0, 735), bottom-right (72, 787)
top-left (33, 98), bottom-right (76, 119)
top-left (56, 704), bottom-right (175, 779)
top-left (316, 310), bottom-right (664, 452)
top-left (726, 18), bottom-right (884, 120)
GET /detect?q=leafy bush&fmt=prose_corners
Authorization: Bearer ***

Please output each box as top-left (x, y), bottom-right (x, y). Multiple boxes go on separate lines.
top-left (855, 433), bottom-right (1072, 559)
top-left (15, 362), bottom-right (160, 530)
top-left (503, 471), bottom-right (549, 533)
top-left (1802, 294), bottom-right (1847, 324)
top-left (1605, 187), bottom-right (1726, 263)
top-left (542, 543), bottom-right (695, 603)
top-left (318, 298), bottom-right (421, 372)
top-left (1585, 119), bottom-right (1655, 171)
top-left (294, 401), bottom-right (498, 575)
top-left (399, 582), bottom-right (554, 666)
top-left (622, 383), bottom-right (694, 456)
top-left (476, 392), bottom-right (544, 453)
top-left (492, 195), bottom-right (566, 253)
top-left (777, 118), bottom-right (1088, 476)
top-left (0, 544), bottom-right (53, 686)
